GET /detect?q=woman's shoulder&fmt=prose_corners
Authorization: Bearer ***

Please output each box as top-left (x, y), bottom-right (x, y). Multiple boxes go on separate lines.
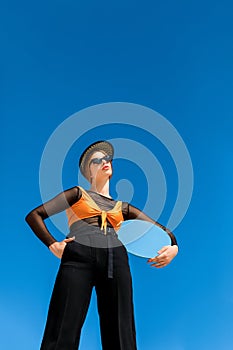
top-left (63, 186), bottom-right (82, 202)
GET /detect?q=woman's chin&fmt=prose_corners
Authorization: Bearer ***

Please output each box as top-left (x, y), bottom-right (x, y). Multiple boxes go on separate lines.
top-left (94, 172), bottom-right (112, 182)
top-left (101, 169), bottom-right (112, 176)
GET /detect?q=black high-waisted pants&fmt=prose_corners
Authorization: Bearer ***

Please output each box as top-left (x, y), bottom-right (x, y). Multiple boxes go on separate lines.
top-left (40, 230), bottom-right (137, 350)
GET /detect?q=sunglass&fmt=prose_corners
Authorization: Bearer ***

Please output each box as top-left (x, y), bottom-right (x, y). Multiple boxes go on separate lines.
top-left (89, 155), bottom-right (113, 166)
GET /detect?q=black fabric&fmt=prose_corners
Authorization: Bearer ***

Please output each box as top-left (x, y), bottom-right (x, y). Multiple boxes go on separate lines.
top-left (40, 240), bottom-right (137, 350)
top-left (25, 186), bottom-right (178, 247)
top-left (25, 187), bottom-right (81, 247)
top-left (25, 187), bottom-right (177, 350)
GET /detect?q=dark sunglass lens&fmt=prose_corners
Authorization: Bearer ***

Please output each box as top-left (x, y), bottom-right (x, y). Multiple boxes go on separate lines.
top-left (90, 155), bottom-right (112, 166)
top-left (92, 158), bottom-right (102, 164)
top-left (104, 155), bottom-right (112, 162)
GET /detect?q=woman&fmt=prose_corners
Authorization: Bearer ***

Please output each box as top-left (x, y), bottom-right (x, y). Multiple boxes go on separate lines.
top-left (25, 140), bottom-right (178, 350)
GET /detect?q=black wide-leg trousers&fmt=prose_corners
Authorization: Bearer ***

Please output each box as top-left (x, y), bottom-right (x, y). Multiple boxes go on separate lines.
top-left (40, 236), bottom-right (137, 350)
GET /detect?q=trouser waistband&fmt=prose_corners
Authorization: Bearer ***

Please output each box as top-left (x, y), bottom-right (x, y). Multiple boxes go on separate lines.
top-left (67, 226), bottom-right (120, 279)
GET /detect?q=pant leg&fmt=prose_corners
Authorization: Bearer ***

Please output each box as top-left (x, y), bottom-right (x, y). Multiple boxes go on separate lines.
top-left (40, 242), bottom-right (94, 350)
top-left (95, 245), bottom-right (137, 350)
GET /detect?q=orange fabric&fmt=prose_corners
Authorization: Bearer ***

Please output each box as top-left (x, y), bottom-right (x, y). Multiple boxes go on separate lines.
top-left (66, 187), bottom-right (124, 234)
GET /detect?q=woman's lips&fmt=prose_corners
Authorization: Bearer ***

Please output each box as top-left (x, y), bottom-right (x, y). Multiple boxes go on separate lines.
top-left (102, 165), bottom-right (110, 170)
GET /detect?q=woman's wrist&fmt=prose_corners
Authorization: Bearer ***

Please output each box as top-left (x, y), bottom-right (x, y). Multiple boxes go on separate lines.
top-left (171, 244), bottom-right (179, 255)
top-left (48, 240), bottom-right (58, 249)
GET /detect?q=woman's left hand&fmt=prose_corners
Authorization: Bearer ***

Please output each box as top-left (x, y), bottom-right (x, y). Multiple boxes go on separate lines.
top-left (147, 245), bottom-right (178, 268)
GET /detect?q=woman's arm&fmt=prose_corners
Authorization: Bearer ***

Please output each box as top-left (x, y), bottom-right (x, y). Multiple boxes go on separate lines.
top-left (124, 203), bottom-right (178, 245)
top-left (123, 203), bottom-right (178, 268)
top-left (25, 186), bottom-right (81, 247)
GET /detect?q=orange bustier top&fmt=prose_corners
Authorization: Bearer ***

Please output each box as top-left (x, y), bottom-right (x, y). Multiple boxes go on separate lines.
top-left (66, 187), bottom-right (124, 234)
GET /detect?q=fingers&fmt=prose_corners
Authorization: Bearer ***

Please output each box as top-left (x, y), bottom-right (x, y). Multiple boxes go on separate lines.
top-left (147, 259), bottom-right (168, 268)
top-left (49, 237), bottom-right (76, 259)
top-left (147, 261), bottom-right (167, 268)
top-left (147, 252), bottom-right (169, 268)
top-left (64, 236), bottom-right (75, 243)
top-left (147, 245), bottom-right (178, 269)
top-left (157, 245), bottom-right (170, 255)
top-left (148, 252), bottom-right (166, 263)
top-left (147, 246), bottom-right (170, 263)
top-left (151, 263), bottom-right (167, 268)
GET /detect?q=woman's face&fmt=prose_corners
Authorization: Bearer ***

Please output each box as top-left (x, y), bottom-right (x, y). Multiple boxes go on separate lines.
top-left (88, 151), bottom-right (113, 183)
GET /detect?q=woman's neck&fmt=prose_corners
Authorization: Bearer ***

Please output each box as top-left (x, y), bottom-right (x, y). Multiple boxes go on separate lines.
top-left (89, 180), bottom-right (111, 198)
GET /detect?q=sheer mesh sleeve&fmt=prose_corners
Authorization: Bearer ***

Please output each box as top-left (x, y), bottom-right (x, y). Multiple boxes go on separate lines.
top-left (25, 186), bottom-right (81, 247)
top-left (123, 203), bottom-right (178, 246)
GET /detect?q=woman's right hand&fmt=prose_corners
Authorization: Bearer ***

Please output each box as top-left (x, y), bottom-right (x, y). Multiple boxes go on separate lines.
top-left (49, 236), bottom-right (75, 259)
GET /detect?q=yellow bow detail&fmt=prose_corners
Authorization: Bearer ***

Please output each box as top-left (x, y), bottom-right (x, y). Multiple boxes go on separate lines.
top-left (101, 211), bottom-right (107, 235)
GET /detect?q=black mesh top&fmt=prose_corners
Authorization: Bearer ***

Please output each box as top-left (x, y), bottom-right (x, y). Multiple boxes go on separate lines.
top-left (25, 186), bottom-right (178, 247)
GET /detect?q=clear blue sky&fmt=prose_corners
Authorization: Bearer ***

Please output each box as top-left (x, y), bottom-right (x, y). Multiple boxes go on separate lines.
top-left (1, 1), bottom-right (233, 349)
